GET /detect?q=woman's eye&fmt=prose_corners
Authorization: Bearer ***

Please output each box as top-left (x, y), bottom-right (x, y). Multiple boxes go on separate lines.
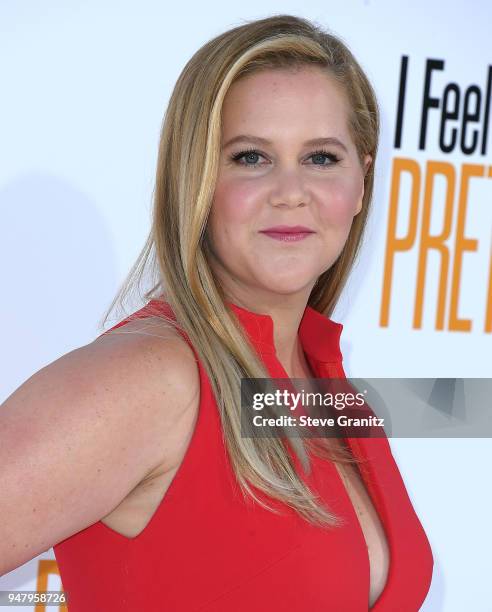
top-left (230, 148), bottom-right (341, 168)
top-left (231, 149), bottom-right (265, 167)
top-left (310, 151), bottom-right (341, 166)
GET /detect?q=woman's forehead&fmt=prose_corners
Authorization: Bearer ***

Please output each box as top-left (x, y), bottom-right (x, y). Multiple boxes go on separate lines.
top-left (221, 68), bottom-right (351, 146)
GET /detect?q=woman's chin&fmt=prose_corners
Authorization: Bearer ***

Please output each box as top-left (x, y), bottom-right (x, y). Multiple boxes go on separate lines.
top-left (256, 276), bottom-right (315, 296)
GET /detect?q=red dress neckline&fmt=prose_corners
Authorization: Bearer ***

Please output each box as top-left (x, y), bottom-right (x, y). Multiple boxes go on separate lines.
top-left (149, 298), bottom-right (398, 609)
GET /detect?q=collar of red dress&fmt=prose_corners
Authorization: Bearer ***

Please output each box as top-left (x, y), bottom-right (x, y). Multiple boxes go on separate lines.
top-left (147, 298), bottom-right (344, 366)
top-left (225, 300), bottom-right (343, 365)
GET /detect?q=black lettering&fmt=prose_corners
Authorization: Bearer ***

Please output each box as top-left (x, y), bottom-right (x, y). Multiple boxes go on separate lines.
top-left (461, 85), bottom-right (481, 155)
top-left (440, 82), bottom-right (460, 153)
top-left (394, 55), bottom-right (409, 149)
top-left (420, 59), bottom-right (445, 150)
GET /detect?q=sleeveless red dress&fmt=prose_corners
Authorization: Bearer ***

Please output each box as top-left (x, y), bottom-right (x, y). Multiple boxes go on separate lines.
top-left (53, 299), bottom-right (433, 611)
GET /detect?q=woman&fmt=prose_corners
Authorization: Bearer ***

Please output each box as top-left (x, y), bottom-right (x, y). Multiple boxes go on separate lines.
top-left (0, 14), bottom-right (433, 611)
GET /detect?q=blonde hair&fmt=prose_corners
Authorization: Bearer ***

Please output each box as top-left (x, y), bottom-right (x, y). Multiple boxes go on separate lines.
top-left (100, 14), bottom-right (380, 527)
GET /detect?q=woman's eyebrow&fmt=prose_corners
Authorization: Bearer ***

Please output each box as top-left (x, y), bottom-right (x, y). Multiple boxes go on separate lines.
top-left (222, 134), bottom-right (348, 153)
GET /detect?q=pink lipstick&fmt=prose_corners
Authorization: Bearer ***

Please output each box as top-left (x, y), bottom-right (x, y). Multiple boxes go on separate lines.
top-left (259, 225), bottom-right (315, 242)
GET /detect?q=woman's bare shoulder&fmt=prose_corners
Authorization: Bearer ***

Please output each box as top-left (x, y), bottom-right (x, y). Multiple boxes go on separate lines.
top-left (0, 313), bottom-right (199, 576)
top-left (87, 314), bottom-right (202, 475)
top-left (94, 314), bottom-right (198, 374)
top-left (95, 311), bottom-right (200, 392)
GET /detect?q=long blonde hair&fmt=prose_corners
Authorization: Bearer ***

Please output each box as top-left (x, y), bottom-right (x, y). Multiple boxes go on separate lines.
top-left (100, 14), bottom-right (380, 528)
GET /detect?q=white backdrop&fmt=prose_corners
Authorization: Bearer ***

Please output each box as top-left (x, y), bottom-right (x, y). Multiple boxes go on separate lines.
top-left (1, 1), bottom-right (491, 610)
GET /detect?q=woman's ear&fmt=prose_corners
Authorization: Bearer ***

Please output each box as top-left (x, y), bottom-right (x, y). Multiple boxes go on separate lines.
top-left (354, 154), bottom-right (372, 216)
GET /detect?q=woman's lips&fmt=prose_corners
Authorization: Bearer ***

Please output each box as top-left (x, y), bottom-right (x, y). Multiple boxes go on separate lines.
top-left (259, 230), bottom-right (315, 242)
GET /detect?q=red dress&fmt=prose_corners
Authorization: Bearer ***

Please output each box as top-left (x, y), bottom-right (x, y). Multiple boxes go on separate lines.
top-left (53, 299), bottom-right (433, 611)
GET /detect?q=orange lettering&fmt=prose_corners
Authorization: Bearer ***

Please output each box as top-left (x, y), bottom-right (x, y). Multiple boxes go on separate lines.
top-left (380, 157), bottom-right (421, 327)
top-left (413, 161), bottom-right (455, 329)
top-left (448, 164), bottom-right (483, 331)
top-left (36, 559), bottom-right (67, 612)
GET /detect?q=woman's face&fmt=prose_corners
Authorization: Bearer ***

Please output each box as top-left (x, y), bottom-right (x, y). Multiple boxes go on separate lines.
top-left (206, 66), bottom-right (372, 303)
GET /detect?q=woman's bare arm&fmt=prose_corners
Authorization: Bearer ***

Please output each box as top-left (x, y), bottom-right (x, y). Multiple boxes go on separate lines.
top-left (0, 321), bottom-right (199, 576)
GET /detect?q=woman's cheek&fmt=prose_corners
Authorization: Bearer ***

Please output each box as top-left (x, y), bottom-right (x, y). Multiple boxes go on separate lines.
top-left (212, 179), bottom-right (260, 224)
top-left (318, 177), bottom-right (363, 226)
